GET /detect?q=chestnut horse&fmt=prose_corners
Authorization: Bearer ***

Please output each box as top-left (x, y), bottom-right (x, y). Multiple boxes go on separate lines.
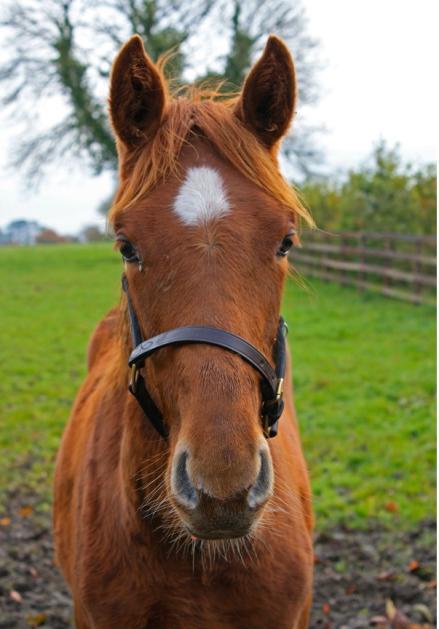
top-left (54, 34), bottom-right (314, 628)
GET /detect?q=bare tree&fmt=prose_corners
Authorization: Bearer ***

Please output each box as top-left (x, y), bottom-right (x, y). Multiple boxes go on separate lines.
top-left (196, 0), bottom-right (322, 174)
top-left (0, 0), bottom-right (321, 184)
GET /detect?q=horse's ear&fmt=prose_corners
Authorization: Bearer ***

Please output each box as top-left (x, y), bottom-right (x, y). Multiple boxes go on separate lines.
top-left (109, 35), bottom-right (166, 149)
top-left (235, 36), bottom-right (297, 149)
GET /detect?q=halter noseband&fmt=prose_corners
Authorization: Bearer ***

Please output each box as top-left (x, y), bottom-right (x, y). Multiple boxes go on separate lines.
top-left (122, 275), bottom-right (287, 439)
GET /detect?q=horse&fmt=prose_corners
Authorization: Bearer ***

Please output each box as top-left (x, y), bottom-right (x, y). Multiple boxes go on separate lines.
top-left (54, 33), bottom-right (314, 628)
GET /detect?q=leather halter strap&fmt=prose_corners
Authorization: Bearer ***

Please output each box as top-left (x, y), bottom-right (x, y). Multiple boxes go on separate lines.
top-left (122, 275), bottom-right (287, 440)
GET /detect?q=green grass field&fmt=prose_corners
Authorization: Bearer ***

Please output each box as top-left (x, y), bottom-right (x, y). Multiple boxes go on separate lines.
top-left (0, 243), bottom-right (435, 528)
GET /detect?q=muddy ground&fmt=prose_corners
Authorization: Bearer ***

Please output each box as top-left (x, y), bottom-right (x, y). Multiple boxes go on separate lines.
top-left (0, 493), bottom-right (436, 628)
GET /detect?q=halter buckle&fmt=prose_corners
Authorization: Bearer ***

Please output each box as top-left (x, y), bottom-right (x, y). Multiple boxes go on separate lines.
top-left (130, 364), bottom-right (139, 393)
top-left (276, 377), bottom-right (284, 400)
top-left (262, 416), bottom-right (271, 439)
top-left (262, 410), bottom-right (281, 439)
top-left (262, 377), bottom-right (285, 438)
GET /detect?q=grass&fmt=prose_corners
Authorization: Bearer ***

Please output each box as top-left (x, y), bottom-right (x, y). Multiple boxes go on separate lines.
top-left (283, 277), bottom-right (436, 528)
top-left (0, 243), bottom-right (435, 529)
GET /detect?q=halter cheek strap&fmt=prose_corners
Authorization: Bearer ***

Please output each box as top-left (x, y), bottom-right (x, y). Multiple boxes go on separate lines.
top-left (122, 275), bottom-right (287, 439)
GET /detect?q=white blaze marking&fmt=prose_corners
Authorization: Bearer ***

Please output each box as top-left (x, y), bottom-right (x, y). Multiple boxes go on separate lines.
top-left (173, 167), bottom-right (230, 225)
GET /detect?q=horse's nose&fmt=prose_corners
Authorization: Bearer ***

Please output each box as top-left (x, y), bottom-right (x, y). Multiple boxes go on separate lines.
top-left (171, 450), bottom-right (198, 509)
top-left (171, 448), bottom-right (273, 514)
top-left (247, 448), bottom-right (273, 509)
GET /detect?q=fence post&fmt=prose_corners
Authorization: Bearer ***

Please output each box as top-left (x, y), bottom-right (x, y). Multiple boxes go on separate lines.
top-left (341, 233), bottom-right (349, 285)
top-left (383, 236), bottom-right (392, 291)
top-left (412, 239), bottom-right (422, 300)
top-left (358, 232), bottom-right (366, 294)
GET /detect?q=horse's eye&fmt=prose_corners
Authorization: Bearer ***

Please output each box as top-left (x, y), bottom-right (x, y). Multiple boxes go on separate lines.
top-left (277, 233), bottom-right (295, 257)
top-left (118, 239), bottom-right (139, 263)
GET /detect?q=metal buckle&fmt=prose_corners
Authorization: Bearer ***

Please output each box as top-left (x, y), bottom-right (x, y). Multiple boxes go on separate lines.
top-left (262, 415), bottom-right (271, 439)
top-left (130, 364), bottom-right (139, 393)
top-left (262, 379), bottom-right (285, 438)
top-left (276, 377), bottom-right (284, 400)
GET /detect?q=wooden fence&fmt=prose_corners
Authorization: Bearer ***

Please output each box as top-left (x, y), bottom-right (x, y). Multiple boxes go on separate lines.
top-left (290, 231), bottom-right (436, 306)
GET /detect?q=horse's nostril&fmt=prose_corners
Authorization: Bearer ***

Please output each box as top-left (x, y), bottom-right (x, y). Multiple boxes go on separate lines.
top-left (247, 449), bottom-right (273, 509)
top-left (172, 451), bottom-right (198, 510)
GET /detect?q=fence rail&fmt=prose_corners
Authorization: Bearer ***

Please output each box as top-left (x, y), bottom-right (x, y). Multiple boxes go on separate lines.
top-left (291, 231), bottom-right (436, 306)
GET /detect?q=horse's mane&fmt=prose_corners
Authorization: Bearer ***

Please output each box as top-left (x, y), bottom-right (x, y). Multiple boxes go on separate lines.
top-left (109, 79), bottom-right (314, 228)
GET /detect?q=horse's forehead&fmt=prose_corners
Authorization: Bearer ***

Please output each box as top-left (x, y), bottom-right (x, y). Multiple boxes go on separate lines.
top-left (172, 166), bottom-right (231, 225)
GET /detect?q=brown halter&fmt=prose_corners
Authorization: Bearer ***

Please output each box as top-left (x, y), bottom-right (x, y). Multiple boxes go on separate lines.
top-left (122, 275), bottom-right (287, 440)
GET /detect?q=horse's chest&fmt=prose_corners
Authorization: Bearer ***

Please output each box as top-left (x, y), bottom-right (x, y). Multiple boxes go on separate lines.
top-left (152, 589), bottom-right (303, 629)
top-left (81, 550), bottom-right (308, 629)
top-left (141, 557), bottom-right (309, 628)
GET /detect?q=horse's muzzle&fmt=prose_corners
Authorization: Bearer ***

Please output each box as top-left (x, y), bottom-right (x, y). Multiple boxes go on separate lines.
top-left (170, 448), bottom-right (273, 539)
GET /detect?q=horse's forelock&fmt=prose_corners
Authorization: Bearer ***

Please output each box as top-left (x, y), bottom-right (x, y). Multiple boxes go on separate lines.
top-left (109, 90), bottom-right (313, 230)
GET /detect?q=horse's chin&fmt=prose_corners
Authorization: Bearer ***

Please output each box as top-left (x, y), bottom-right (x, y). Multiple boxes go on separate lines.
top-left (184, 526), bottom-right (252, 541)
top-left (170, 497), bottom-right (263, 544)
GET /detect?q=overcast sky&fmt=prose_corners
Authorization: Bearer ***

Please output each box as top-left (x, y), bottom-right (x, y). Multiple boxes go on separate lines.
top-left (0, 0), bottom-right (437, 234)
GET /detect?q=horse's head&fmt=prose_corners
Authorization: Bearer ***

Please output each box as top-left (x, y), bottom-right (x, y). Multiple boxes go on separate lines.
top-left (109, 35), bottom-right (311, 541)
